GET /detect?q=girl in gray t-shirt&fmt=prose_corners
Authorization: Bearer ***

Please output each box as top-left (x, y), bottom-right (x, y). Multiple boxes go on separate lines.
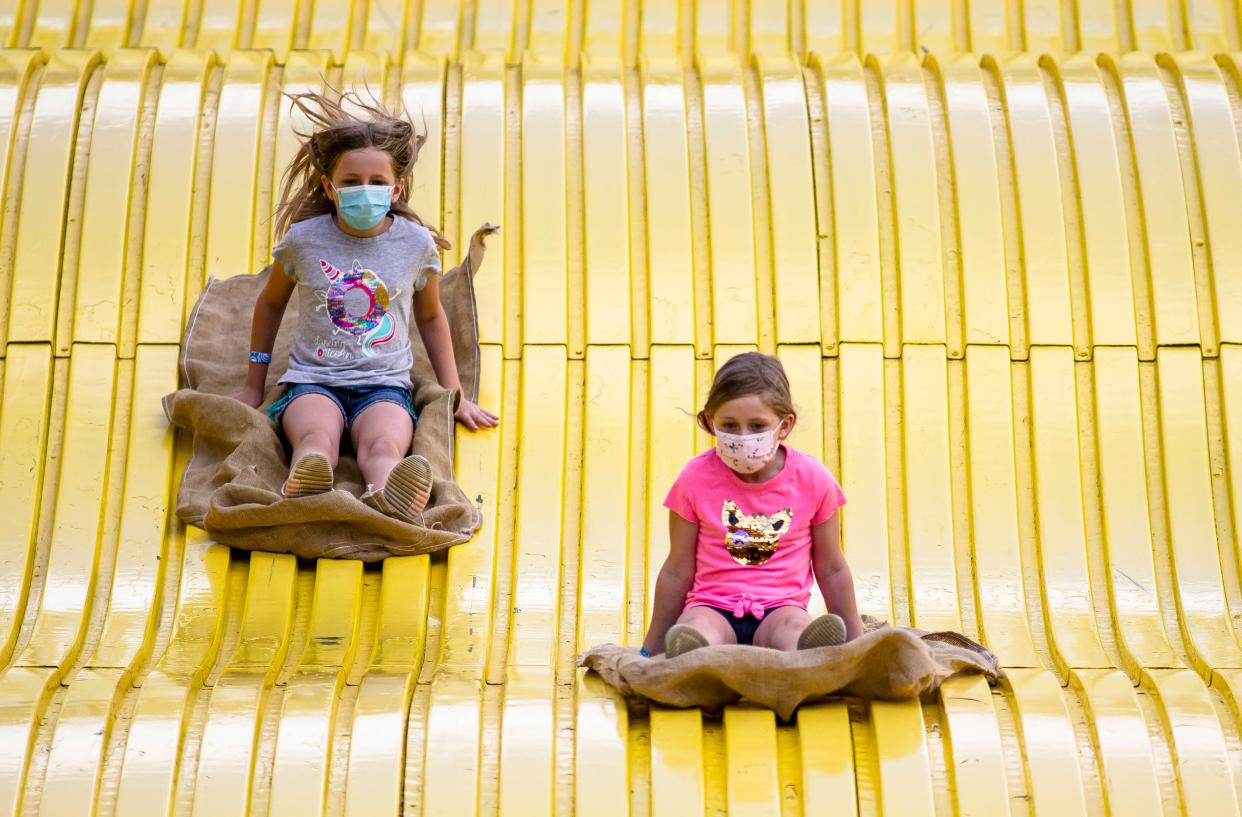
top-left (232, 89), bottom-right (497, 522)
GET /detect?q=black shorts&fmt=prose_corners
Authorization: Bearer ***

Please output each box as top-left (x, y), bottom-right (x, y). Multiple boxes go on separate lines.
top-left (708, 606), bottom-right (791, 646)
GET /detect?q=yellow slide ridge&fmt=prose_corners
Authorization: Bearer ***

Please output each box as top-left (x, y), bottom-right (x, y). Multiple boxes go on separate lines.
top-left (1, 2), bottom-right (1242, 815)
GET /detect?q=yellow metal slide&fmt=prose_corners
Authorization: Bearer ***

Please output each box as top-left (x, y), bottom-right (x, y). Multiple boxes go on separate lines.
top-left (1, 1), bottom-right (1241, 814)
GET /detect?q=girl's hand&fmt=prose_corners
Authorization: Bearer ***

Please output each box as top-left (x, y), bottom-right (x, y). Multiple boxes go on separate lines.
top-left (232, 386), bottom-right (265, 408)
top-left (455, 398), bottom-right (499, 430)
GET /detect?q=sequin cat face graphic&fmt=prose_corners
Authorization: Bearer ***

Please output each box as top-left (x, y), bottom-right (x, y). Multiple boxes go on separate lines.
top-left (721, 500), bottom-right (793, 566)
top-left (319, 259), bottom-right (398, 356)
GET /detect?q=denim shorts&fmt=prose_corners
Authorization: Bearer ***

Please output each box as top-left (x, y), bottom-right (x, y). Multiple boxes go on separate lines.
top-left (267, 383), bottom-right (417, 430)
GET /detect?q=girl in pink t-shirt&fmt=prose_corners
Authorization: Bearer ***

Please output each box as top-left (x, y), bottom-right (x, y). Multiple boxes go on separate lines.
top-left (640, 352), bottom-right (865, 657)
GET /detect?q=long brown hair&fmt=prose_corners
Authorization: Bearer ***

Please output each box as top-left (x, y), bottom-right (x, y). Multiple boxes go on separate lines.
top-left (273, 88), bottom-right (450, 250)
top-left (696, 352), bottom-right (797, 433)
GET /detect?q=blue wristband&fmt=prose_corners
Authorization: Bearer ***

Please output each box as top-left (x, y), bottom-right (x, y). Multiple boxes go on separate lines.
top-left (249, 351), bottom-right (272, 365)
top-left (639, 647), bottom-right (650, 657)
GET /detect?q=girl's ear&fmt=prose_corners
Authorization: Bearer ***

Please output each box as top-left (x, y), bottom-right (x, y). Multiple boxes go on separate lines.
top-left (390, 181), bottom-right (403, 203)
top-left (777, 414), bottom-right (796, 440)
top-left (321, 174), bottom-right (336, 202)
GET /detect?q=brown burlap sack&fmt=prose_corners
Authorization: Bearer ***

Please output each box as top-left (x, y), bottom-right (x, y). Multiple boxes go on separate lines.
top-left (579, 617), bottom-right (1001, 720)
top-left (162, 224), bottom-right (499, 561)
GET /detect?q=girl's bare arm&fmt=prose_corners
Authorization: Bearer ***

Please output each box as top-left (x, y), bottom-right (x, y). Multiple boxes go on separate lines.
top-left (233, 261), bottom-right (296, 407)
top-left (810, 516), bottom-right (865, 641)
top-left (640, 512), bottom-right (699, 655)
top-left (414, 275), bottom-right (498, 429)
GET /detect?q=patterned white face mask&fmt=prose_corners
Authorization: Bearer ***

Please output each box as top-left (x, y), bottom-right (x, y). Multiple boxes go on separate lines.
top-left (715, 429), bottom-right (779, 474)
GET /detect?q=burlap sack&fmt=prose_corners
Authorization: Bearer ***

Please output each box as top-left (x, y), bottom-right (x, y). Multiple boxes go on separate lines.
top-left (579, 617), bottom-right (1001, 720)
top-left (162, 224), bottom-right (499, 561)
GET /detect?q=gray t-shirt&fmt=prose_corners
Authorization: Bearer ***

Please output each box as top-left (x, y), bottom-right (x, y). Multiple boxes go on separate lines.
top-left (273, 213), bottom-right (441, 388)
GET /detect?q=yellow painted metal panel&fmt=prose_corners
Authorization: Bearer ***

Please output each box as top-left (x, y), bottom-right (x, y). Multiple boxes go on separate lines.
top-left (0, 344), bottom-right (53, 668)
top-left (342, 671), bottom-right (416, 817)
top-left (938, 55), bottom-right (1010, 350)
top-left (438, 345), bottom-right (503, 672)
top-left (694, 0), bottom-right (737, 57)
top-left (723, 707), bottom-right (781, 816)
top-left (419, 0), bottom-right (463, 58)
top-left (35, 667), bottom-right (127, 817)
top-left (529, 0), bottom-right (569, 57)
top-left (400, 53), bottom-right (446, 238)
top-left (837, 344), bottom-right (893, 622)
top-left (419, 676), bottom-right (483, 816)
top-left (113, 530), bottom-right (230, 817)
top-left (649, 707), bottom-right (705, 817)
top-left (457, 51), bottom-right (508, 349)
top-left (1090, 347), bottom-right (1180, 672)
top-left (581, 55), bottom-right (633, 346)
top-left (939, 675), bottom-right (1010, 815)
top-left (497, 667), bottom-right (556, 815)
top-left (966, 0), bottom-right (1013, 53)
top-left (757, 54), bottom-right (820, 346)
top-left (138, 0), bottom-right (190, 52)
top-left (268, 560), bottom-right (363, 816)
top-left (17, 344), bottom-right (118, 670)
top-left (27, 0), bottom-right (80, 50)
top-left (266, 51), bottom-right (330, 264)
top-left (1055, 55), bottom-right (1139, 349)
top-left (578, 346), bottom-right (631, 650)
top-left (91, 344), bottom-right (177, 668)
top-left (1176, 53), bottom-right (1242, 348)
top-left (996, 55), bottom-right (1075, 352)
top-left (0, 667), bottom-right (59, 817)
top-left (640, 57), bottom-right (696, 347)
top-left (900, 345), bottom-right (960, 633)
top-left (699, 54), bottom-right (760, 347)
top-left (795, 702), bottom-right (855, 811)
top-left (1076, 0), bottom-right (1123, 50)
top-left (368, 555), bottom-right (432, 670)
top-left (508, 346), bottom-right (567, 668)
top-left (137, 49), bottom-right (213, 344)
top-left (1114, 54), bottom-right (1202, 350)
top-left (869, 700), bottom-right (935, 817)
top-left (520, 54), bottom-right (569, 347)
top-left (1154, 346), bottom-right (1242, 672)
top-left (307, 0), bottom-right (355, 62)
top-left (195, 0), bottom-right (244, 54)
top-left (1144, 668), bottom-right (1241, 816)
top-left (880, 54), bottom-right (946, 346)
top-left (859, 0), bottom-right (902, 54)
top-left (1022, 0), bottom-right (1067, 51)
top-left (203, 51), bottom-right (273, 283)
top-left (361, 0), bottom-right (407, 55)
top-left (1071, 669), bottom-right (1163, 817)
top-left (72, 50), bottom-right (157, 346)
top-left (7, 50), bottom-right (99, 346)
top-left (803, 0), bottom-right (845, 55)
top-left (340, 50), bottom-right (391, 105)
top-left (1026, 347), bottom-right (1110, 669)
top-left (638, 0), bottom-right (680, 56)
top-left (0, 55), bottom-right (41, 289)
top-left (811, 53), bottom-right (884, 345)
top-left (1129, 0), bottom-right (1177, 49)
top-left (644, 346), bottom-right (697, 618)
top-left (251, 0), bottom-right (302, 59)
top-left (963, 346), bottom-right (1038, 666)
top-left (583, 0), bottom-right (624, 59)
top-left (776, 344), bottom-right (823, 461)
top-left (1223, 346), bottom-right (1242, 593)
top-left (1006, 668), bottom-right (1089, 817)
top-left (747, 0), bottom-right (789, 54)
top-left (1185, 0), bottom-right (1236, 50)
top-left (191, 551), bottom-right (297, 817)
top-left (574, 671), bottom-right (630, 817)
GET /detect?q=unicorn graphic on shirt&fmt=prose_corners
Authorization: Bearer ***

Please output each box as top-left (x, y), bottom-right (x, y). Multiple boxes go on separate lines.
top-left (317, 258), bottom-right (400, 357)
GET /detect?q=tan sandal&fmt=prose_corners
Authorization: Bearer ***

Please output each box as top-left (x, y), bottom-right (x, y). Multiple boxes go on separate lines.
top-left (797, 613), bottom-right (847, 650)
top-left (282, 452), bottom-right (333, 498)
top-left (665, 624), bottom-right (710, 658)
top-left (362, 454), bottom-right (433, 523)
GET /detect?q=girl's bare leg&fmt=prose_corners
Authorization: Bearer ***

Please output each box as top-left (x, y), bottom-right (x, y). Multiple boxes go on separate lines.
top-left (675, 606), bottom-right (738, 646)
top-left (350, 401), bottom-right (414, 489)
top-left (752, 606), bottom-right (812, 652)
top-left (282, 394), bottom-right (345, 467)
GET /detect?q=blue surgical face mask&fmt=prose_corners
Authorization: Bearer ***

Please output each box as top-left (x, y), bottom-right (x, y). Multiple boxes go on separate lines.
top-left (334, 184), bottom-right (393, 231)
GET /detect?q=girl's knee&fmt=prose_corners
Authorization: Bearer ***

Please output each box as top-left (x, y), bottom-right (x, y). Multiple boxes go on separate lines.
top-left (357, 434), bottom-right (405, 462)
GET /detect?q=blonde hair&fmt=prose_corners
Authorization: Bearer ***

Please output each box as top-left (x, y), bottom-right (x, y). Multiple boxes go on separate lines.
top-left (696, 352), bottom-right (797, 434)
top-left (273, 88), bottom-right (450, 250)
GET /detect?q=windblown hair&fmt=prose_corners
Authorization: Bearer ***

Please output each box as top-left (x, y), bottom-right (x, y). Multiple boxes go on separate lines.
top-left (273, 88), bottom-right (450, 250)
top-left (696, 352), bottom-right (797, 434)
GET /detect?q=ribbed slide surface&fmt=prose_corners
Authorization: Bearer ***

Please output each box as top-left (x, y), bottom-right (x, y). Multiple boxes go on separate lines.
top-left (1, 2), bottom-right (1241, 815)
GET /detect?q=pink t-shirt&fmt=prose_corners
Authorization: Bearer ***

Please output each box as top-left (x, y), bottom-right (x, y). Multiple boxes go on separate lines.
top-left (664, 445), bottom-right (847, 620)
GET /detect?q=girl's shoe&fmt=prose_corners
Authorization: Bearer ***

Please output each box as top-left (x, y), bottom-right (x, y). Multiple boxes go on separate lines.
top-left (362, 454), bottom-right (434, 523)
top-left (797, 613), bottom-right (847, 650)
top-left (665, 624), bottom-right (710, 658)
top-left (282, 452), bottom-right (334, 497)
